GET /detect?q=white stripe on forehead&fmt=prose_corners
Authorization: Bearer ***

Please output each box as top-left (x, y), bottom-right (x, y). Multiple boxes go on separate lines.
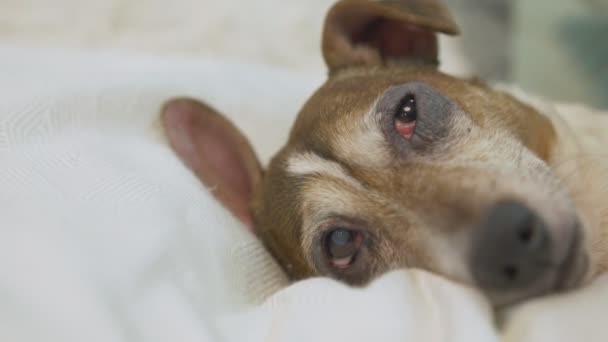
top-left (287, 151), bottom-right (362, 188)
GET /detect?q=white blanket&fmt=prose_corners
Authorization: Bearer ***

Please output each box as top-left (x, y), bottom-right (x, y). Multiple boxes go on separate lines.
top-left (0, 46), bottom-right (606, 342)
top-left (0, 46), bottom-right (494, 341)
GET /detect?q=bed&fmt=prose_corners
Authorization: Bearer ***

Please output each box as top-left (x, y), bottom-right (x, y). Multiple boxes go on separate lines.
top-left (1, 1), bottom-right (607, 341)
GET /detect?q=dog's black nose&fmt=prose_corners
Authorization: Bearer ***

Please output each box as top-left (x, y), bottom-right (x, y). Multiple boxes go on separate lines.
top-left (470, 201), bottom-right (552, 290)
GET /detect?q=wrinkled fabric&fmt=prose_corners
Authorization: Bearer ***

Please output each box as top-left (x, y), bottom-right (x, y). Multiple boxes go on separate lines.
top-left (0, 46), bottom-right (606, 342)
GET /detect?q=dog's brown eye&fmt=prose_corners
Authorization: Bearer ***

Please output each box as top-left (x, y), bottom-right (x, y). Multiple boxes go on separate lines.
top-left (395, 94), bottom-right (417, 140)
top-left (325, 229), bottom-right (363, 268)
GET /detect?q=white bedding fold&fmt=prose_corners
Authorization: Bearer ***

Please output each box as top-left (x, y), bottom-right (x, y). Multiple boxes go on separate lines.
top-left (0, 46), bottom-right (606, 342)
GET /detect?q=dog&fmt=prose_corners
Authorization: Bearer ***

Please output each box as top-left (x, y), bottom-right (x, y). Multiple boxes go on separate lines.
top-left (161, 0), bottom-right (608, 306)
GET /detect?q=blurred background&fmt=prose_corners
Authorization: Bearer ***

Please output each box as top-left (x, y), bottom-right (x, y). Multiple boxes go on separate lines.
top-left (1, 0), bottom-right (606, 108)
top-left (448, 0), bottom-right (608, 108)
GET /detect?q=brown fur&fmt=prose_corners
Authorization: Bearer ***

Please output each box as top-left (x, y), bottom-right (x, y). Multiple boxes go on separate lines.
top-left (162, 0), bottom-right (608, 306)
top-left (253, 67), bottom-right (592, 289)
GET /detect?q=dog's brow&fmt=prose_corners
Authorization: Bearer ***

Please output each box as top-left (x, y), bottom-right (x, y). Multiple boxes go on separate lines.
top-left (330, 101), bottom-right (390, 168)
top-left (287, 152), bottom-right (362, 188)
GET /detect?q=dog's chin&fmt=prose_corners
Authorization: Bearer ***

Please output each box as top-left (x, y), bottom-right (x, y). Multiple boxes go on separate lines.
top-left (484, 233), bottom-right (589, 308)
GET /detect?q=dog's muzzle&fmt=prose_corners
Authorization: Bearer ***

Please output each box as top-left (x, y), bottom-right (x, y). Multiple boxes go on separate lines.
top-left (469, 200), bottom-right (587, 305)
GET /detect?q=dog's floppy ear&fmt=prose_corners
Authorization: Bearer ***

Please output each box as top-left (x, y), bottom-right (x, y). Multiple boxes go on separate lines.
top-left (322, 0), bottom-right (460, 72)
top-left (162, 98), bottom-right (262, 231)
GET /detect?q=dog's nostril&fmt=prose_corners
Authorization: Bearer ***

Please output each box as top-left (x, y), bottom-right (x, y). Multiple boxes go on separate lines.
top-left (517, 224), bottom-right (534, 244)
top-left (502, 264), bottom-right (519, 282)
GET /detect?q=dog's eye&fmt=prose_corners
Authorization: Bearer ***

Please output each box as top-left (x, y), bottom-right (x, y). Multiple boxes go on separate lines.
top-left (325, 228), bottom-right (363, 268)
top-left (395, 94), bottom-right (417, 140)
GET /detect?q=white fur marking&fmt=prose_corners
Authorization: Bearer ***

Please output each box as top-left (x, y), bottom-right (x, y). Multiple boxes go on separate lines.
top-left (287, 152), bottom-right (362, 188)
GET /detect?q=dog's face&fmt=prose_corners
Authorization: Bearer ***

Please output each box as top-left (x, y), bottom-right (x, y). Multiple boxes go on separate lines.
top-left (254, 66), bottom-right (588, 306)
top-left (162, 0), bottom-right (589, 306)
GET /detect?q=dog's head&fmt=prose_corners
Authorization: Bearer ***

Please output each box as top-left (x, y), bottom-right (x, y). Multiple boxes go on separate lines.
top-left (163, 0), bottom-right (589, 306)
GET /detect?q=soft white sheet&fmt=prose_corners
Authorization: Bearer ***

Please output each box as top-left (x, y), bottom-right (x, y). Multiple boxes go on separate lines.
top-left (0, 46), bottom-right (606, 342)
top-left (0, 46), bottom-right (496, 342)
top-left (0, 46), bottom-right (301, 341)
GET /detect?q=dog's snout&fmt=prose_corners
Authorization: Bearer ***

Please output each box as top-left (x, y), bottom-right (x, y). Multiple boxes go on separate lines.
top-left (471, 201), bottom-right (552, 291)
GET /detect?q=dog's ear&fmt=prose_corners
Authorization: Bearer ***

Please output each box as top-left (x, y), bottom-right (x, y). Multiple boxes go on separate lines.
top-left (162, 98), bottom-right (262, 231)
top-left (322, 0), bottom-right (460, 72)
